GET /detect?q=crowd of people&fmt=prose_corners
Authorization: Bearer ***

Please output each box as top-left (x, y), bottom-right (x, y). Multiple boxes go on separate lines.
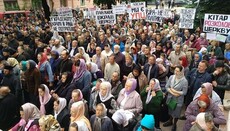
top-left (0, 7), bottom-right (230, 131)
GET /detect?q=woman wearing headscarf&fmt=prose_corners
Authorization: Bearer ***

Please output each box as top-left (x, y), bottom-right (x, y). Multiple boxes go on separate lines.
top-left (185, 34), bottom-right (201, 51)
top-left (94, 81), bottom-right (118, 117)
top-left (190, 112), bottom-right (220, 131)
top-left (52, 31), bottom-right (65, 45)
top-left (163, 65), bottom-right (188, 131)
top-left (11, 103), bottom-right (41, 131)
top-left (193, 82), bottom-right (222, 109)
top-left (128, 64), bottom-right (148, 94)
top-left (72, 59), bottom-right (92, 102)
top-left (70, 101), bottom-right (92, 131)
top-left (53, 97), bottom-right (70, 131)
top-left (183, 94), bottom-right (226, 131)
top-left (189, 52), bottom-right (202, 70)
top-left (86, 62), bottom-right (104, 82)
top-left (52, 72), bottom-right (73, 102)
top-left (179, 56), bottom-right (189, 77)
top-left (24, 60), bottom-right (41, 106)
top-left (90, 103), bottom-right (113, 131)
top-left (37, 52), bottom-right (54, 87)
top-left (38, 84), bottom-right (54, 115)
top-left (114, 78), bottom-right (143, 118)
top-left (77, 47), bottom-right (91, 63)
top-left (140, 78), bottom-right (163, 129)
top-left (122, 54), bottom-right (135, 81)
top-left (7, 57), bottom-right (20, 79)
top-left (39, 115), bottom-right (61, 131)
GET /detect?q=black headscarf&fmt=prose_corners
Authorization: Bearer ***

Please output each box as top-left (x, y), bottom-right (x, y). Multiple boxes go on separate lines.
top-left (132, 64), bottom-right (142, 93)
top-left (27, 60), bottom-right (36, 71)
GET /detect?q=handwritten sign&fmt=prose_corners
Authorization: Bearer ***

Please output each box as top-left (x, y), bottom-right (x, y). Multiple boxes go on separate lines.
top-left (203, 14), bottom-right (230, 34)
top-left (56, 7), bottom-right (73, 16)
top-left (84, 8), bottom-right (96, 19)
top-left (112, 4), bottom-right (127, 14)
top-left (95, 10), bottom-right (116, 25)
top-left (50, 16), bottom-right (75, 32)
top-left (129, 2), bottom-right (146, 20)
top-left (179, 8), bottom-right (196, 29)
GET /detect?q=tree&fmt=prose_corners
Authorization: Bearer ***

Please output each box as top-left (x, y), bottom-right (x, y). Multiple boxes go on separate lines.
top-left (187, 0), bottom-right (230, 28)
top-left (42, 0), bottom-right (51, 20)
top-left (93, 0), bottom-right (116, 9)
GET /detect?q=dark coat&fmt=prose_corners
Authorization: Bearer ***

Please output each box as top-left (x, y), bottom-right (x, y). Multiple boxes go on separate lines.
top-left (1, 73), bottom-right (21, 96)
top-left (38, 97), bottom-right (55, 115)
top-left (212, 70), bottom-right (230, 100)
top-left (56, 59), bottom-right (73, 76)
top-left (24, 68), bottom-right (41, 95)
top-left (54, 108), bottom-right (70, 131)
top-left (0, 93), bottom-right (20, 130)
top-left (90, 115), bottom-right (113, 131)
top-left (143, 63), bottom-right (159, 82)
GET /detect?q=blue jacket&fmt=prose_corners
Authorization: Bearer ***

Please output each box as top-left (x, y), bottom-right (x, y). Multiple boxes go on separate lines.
top-left (112, 42), bottom-right (125, 52)
top-left (187, 68), bottom-right (212, 96)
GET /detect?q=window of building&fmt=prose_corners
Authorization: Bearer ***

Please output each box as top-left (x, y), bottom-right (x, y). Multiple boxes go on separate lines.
top-left (60, 0), bottom-right (67, 7)
top-left (80, 0), bottom-right (85, 6)
top-left (4, 0), bottom-right (19, 11)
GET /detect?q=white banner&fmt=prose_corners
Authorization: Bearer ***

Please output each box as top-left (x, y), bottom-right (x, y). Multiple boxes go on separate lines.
top-left (179, 8), bottom-right (196, 29)
top-left (50, 16), bottom-right (75, 32)
top-left (129, 2), bottom-right (146, 20)
top-left (203, 13), bottom-right (230, 34)
top-left (84, 8), bottom-right (96, 19)
top-left (56, 7), bottom-right (73, 16)
top-left (112, 4), bottom-right (127, 14)
top-left (146, 9), bottom-right (163, 23)
top-left (95, 10), bottom-right (116, 25)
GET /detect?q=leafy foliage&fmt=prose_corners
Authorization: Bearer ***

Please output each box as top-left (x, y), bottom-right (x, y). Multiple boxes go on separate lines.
top-left (186, 0), bottom-right (230, 28)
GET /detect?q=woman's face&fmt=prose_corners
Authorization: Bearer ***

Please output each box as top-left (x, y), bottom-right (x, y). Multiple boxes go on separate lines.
top-left (125, 80), bottom-right (133, 92)
top-left (179, 60), bottom-right (183, 66)
top-left (37, 54), bottom-right (42, 62)
top-left (53, 101), bottom-right (59, 112)
top-left (149, 80), bottom-right (156, 89)
top-left (72, 92), bottom-right (79, 102)
top-left (20, 110), bottom-right (24, 119)
top-left (174, 67), bottom-right (181, 76)
top-left (190, 35), bottom-right (195, 41)
top-left (100, 85), bottom-right (107, 97)
top-left (194, 54), bottom-right (200, 61)
top-left (96, 105), bottom-right (103, 117)
top-left (39, 123), bottom-right (45, 131)
top-left (133, 69), bottom-right (139, 77)
top-left (201, 87), bottom-right (206, 94)
top-left (26, 62), bottom-right (30, 69)
top-left (61, 74), bottom-right (67, 83)
top-left (38, 88), bottom-right (45, 97)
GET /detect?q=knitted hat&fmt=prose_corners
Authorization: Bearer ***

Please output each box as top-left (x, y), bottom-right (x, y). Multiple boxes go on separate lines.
top-left (140, 114), bottom-right (155, 130)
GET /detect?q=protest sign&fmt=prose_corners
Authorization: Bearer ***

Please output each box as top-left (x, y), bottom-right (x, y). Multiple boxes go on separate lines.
top-left (216, 34), bottom-right (227, 42)
top-left (203, 14), bottom-right (230, 34)
top-left (95, 10), bottom-right (116, 25)
top-left (129, 2), bottom-right (146, 20)
top-left (50, 16), bottom-right (75, 32)
top-left (146, 8), bottom-right (164, 23)
top-left (179, 8), bottom-right (196, 29)
top-left (56, 7), bottom-right (73, 16)
top-left (112, 4), bottom-right (127, 14)
top-left (206, 33), bottom-right (217, 40)
top-left (84, 8), bottom-right (96, 19)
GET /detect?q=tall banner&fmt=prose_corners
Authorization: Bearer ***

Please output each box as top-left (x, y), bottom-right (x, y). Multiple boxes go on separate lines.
top-left (129, 2), bottom-right (146, 20)
top-left (95, 10), bottom-right (116, 25)
top-left (179, 8), bottom-right (196, 29)
top-left (203, 14), bottom-right (230, 34)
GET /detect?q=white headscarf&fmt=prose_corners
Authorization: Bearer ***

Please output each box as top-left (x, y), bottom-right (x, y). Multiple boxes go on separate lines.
top-left (54, 97), bottom-right (67, 119)
top-left (146, 79), bottom-right (161, 104)
top-left (99, 81), bottom-right (114, 102)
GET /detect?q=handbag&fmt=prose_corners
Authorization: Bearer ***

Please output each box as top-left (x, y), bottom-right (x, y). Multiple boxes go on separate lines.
top-left (167, 98), bottom-right (177, 110)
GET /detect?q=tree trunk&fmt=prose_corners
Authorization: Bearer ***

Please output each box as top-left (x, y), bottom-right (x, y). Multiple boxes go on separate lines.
top-left (42, 0), bottom-right (51, 21)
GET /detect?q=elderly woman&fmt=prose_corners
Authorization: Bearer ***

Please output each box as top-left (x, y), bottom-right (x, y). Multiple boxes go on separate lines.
top-left (128, 64), bottom-right (148, 93)
top-left (39, 115), bottom-right (61, 131)
top-left (86, 62), bottom-right (104, 82)
top-left (94, 81), bottom-right (118, 117)
top-left (70, 101), bottom-right (92, 131)
top-left (11, 103), bottom-right (41, 131)
top-left (90, 103), bottom-right (113, 131)
top-left (193, 82), bottom-right (222, 106)
top-left (190, 112), bottom-right (220, 131)
top-left (72, 59), bottom-right (92, 102)
top-left (7, 57), bottom-right (20, 79)
top-left (183, 94), bottom-right (226, 131)
top-left (77, 47), bottom-right (91, 63)
top-left (163, 65), bottom-right (188, 131)
top-left (38, 84), bottom-right (54, 115)
top-left (140, 78), bottom-right (163, 129)
top-left (53, 97), bottom-right (70, 131)
top-left (112, 78), bottom-right (143, 123)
